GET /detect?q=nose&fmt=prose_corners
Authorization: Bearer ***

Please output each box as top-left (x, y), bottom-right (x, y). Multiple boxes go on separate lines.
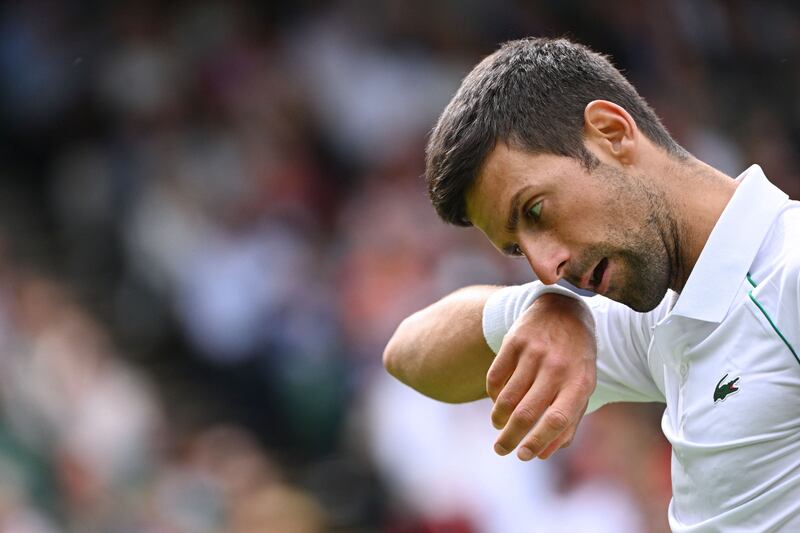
top-left (520, 236), bottom-right (569, 285)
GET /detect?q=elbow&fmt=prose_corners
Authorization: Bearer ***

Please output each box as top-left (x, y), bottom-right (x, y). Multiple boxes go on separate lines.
top-left (382, 333), bottom-right (404, 380)
top-left (382, 342), bottom-right (396, 375)
top-left (383, 316), bottom-right (418, 384)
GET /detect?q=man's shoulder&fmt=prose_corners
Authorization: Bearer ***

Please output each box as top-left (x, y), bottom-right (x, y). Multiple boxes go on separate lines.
top-left (761, 201), bottom-right (800, 278)
top-left (778, 203), bottom-right (800, 277)
top-left (741, 201), bottom-right (800, 319)
top-left (759, 202), bottom-right (800, 310)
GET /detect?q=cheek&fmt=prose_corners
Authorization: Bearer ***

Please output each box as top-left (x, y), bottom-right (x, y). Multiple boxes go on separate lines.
top-left (550, 187), bottom-right (637, 252)
top-left (569, 207), bottom-right (622, 248)
top-left (598, 196), bottom-right (647, 241)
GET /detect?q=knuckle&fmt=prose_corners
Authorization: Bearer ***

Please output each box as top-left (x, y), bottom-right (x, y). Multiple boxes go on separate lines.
top-left (579, 374), bottom-right (597, 394)
top-left (544, 409), bottom-right (570, 432)
top-left (524, 434), bottom-right (545, 452)
top-left (486, 372), bottom-right (503, 391)
top-left (506, 332), bottom-right (541, 355)
top-left (512, 406), bottom-right (538, 427)
top-left (494, 398), bottom-right (515, 416)
top-left (545, 356), bottom-right (569, 375)
top-left (523, 339), bottom-right (546, 355)
top-left (503, 335), bottom-right (524, 352)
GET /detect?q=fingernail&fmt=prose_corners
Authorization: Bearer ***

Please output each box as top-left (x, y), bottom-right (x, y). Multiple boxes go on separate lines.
top-left (494, 443), bottom-right (509, 455)
top-left (518, 447), bottom-right (534, 461)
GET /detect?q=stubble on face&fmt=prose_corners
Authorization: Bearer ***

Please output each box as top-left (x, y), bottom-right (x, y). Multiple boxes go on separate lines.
top-left (584, 163), bottom-right (676, 312)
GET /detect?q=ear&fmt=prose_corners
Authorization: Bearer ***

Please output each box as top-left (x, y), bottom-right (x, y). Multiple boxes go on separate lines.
top-left (583, 100), bottom-right (637, 164)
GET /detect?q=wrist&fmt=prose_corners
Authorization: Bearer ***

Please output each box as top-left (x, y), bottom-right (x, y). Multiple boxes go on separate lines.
top-left (482, 281), bottom-right (588, 354)
top-left (525, 292), bottom-right (596, 337)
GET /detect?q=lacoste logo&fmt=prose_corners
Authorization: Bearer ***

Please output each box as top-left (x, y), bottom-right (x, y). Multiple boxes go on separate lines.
top-left (714, 374), bottom-right (740, 403)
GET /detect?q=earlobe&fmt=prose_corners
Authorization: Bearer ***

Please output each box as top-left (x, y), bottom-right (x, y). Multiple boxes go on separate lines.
top-left (583, 100), bottom-right (637, 164)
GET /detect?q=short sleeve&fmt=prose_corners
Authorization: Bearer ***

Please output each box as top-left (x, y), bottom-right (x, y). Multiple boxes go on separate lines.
top-left (482, 282), bottom-right (588, 354)
top-left (481, 281), bottom-right (669, 413)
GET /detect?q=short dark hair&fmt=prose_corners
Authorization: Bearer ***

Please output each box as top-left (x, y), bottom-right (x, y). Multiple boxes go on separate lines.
top-left (425, 37), bottom-right (686, 226)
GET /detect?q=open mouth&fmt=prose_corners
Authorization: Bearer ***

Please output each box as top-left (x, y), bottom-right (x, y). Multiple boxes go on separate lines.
top-left (590, 257), bottom-right (609, 290)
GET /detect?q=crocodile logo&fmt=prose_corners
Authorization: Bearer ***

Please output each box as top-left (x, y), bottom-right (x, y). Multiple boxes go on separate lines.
top-left (714, 374), bottom-right (740, 403)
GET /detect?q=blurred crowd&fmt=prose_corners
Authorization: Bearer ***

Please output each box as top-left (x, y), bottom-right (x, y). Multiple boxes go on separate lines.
top-left (0, 1), bottom-right (798, 531)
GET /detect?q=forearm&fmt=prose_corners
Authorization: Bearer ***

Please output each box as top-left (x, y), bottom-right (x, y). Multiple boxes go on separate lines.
top-left (383, 285), bottom-right (501, 403)
top-left (385, 280), bottom-right (598, 461)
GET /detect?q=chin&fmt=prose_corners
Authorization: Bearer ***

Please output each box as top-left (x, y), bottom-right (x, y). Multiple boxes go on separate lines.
top-left (627, 300), bottom-right (661, 313)
top-left (621, 287), bottom-right (668, 312)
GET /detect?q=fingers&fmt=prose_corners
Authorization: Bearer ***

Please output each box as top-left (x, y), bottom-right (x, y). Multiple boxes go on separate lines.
top-left (487, 293), bottom-right (597, 461)
top-left (536, 425), bottom-right (576, 460)
top-left (515, 393), bottom-right (588, 461)
top-left (485, 338), bottom-right (522, 401)
top-left (493, 380), bottom-right (556, 455)
top-left (490, 356), bottom-right (538, 429)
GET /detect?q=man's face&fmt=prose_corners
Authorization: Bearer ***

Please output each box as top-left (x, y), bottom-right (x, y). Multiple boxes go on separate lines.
top-left (464, 143), bottom-right (672, 311)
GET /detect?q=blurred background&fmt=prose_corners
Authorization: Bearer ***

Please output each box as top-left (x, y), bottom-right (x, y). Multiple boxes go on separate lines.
top-left (0, 0), bottom-right (799, 531)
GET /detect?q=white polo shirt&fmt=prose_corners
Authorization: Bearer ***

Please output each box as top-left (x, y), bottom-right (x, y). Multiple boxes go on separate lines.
top-left (483, 165), bottom-right (800, 531)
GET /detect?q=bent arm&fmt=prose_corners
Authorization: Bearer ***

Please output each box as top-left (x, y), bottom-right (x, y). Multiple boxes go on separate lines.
top-left (385, 281), bottom-right (604, 460)
top-left (383, 285), bottom-right (500, 403)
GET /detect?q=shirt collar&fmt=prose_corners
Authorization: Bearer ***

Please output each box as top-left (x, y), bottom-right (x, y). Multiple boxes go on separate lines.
top-left (671, 165), bottom-right (788, 323)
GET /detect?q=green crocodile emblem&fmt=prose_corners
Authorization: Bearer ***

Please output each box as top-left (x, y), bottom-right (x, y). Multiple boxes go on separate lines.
top-left (714, 374), bottom-right (740, 403)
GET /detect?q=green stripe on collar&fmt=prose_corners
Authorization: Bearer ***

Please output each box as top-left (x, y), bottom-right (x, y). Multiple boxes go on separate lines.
top-left (747, 273), bottom-right (799, 366)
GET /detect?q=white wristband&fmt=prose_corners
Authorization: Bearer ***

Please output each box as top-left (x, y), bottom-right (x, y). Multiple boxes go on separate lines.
top-left (482, 282), bottom-right (588, 354)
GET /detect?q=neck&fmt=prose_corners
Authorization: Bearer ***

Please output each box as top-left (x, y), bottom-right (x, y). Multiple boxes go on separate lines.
top-left (660, 157), bottom-right (738, 293)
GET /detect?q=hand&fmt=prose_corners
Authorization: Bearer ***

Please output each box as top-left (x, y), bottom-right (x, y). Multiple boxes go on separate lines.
top-left (486, 293), bottom-right (597, 461)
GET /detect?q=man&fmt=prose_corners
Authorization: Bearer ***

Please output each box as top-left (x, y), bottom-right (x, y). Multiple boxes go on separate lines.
top-left (383, 37), bottom-right (800, 531)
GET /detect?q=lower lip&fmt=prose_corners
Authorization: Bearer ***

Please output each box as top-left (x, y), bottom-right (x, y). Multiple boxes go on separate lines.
top-left (596, 260), bottom-right (611, 295)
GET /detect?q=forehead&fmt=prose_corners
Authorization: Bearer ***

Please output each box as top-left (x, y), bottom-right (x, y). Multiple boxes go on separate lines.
top-left (464, 143), bottom-right (576, 235)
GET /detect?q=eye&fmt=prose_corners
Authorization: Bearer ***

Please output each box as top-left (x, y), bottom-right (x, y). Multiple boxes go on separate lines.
top-left (526, 200), bottom-right (543, 221)
top-left (507, 244), bottom-right (525, 257)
